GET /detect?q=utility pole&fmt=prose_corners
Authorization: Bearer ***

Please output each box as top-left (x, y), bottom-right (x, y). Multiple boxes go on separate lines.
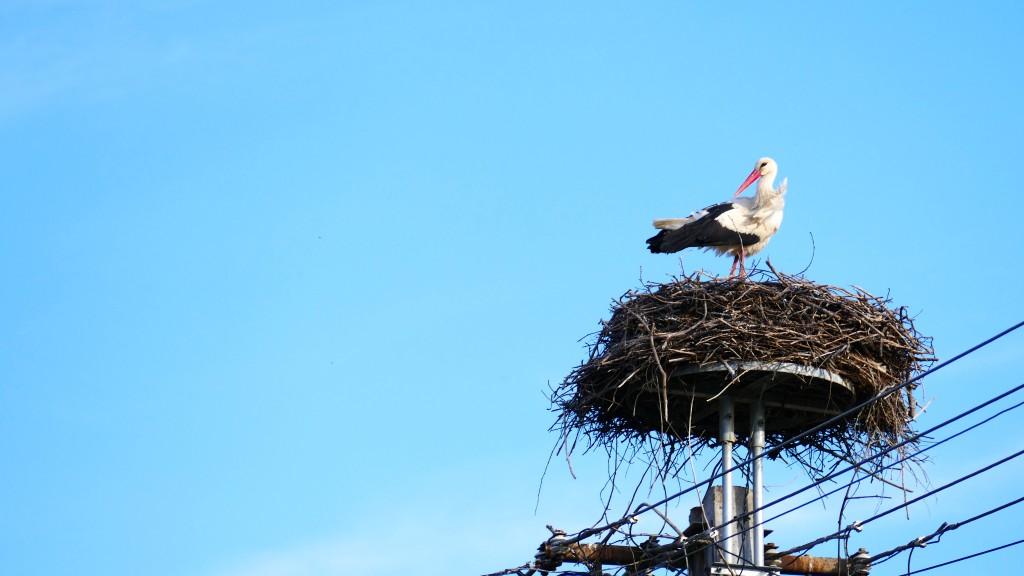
top-left (496, 273), bottom-right (932, 576)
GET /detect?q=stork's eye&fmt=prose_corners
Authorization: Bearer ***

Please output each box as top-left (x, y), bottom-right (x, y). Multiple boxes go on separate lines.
top-left (760, 162), bottom-right (768, 168)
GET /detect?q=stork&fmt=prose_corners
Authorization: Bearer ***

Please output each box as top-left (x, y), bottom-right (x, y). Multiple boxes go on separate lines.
top-left (646, 157), bottom-right (787, 277)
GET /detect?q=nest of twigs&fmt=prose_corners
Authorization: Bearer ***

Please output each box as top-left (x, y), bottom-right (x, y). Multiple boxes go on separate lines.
top-left (552, 268), bottom-right (935, 482)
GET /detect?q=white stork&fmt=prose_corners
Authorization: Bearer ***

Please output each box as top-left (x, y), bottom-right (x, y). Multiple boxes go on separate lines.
top-left (646, 157), bottom-right (787, 277)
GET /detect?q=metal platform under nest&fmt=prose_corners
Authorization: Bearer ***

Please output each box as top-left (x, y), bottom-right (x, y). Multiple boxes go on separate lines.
top-left (631, 360), bottom-right (854, 439)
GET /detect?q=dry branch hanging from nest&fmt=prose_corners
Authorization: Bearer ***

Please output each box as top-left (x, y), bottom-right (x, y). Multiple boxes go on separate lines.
top-left (551, 269), bottom-right (935, 481)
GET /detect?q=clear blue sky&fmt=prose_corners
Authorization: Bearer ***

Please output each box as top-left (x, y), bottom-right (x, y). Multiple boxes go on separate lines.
top-left (3, 2), bottom-right (1024, 575)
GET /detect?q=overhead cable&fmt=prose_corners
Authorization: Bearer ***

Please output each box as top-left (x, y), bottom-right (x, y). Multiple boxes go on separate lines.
top-left (870, 494), bottom-right (1024, 566)
top-left (772, 445), bottom-right (1024, 557)
top-left (903, 537), bottom-right (1024, 575)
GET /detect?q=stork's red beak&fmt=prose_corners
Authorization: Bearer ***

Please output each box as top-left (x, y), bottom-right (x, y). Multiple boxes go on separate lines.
top-left (734, 168), bottom-right (761, 198)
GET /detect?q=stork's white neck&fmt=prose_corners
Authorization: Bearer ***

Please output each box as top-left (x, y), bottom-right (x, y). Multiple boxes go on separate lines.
top-left (756, 172), bottom-right (778, 196)
top-left (753, 171), bottom-right (784, 212)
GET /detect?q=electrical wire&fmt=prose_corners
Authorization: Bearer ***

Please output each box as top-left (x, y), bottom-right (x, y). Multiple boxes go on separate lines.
top-left (870, 494), bottom-right (1024, 567)
top-left (772, 445), bottom-right (1024, 557)
top-left (902, 537), bottom-right (1024, 575)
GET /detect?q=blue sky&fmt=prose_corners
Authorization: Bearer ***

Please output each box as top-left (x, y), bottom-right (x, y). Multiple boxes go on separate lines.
top-left (3, 2), bottom-right (1024, 575)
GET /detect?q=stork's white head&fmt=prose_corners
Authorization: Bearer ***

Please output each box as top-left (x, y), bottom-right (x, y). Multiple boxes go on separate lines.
top-left (733, 157), bottom-right (778, 198)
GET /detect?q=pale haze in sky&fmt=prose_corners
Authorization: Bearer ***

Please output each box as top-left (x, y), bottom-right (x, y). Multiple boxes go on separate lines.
top-left (3, 2), bottom-right (1024, 575)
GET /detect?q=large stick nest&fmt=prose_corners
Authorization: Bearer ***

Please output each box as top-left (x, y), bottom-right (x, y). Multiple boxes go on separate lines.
top-left (552, 269), bottom-right (935, 481)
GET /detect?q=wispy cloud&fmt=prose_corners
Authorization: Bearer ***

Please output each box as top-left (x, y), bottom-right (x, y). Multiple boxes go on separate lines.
top-left (0, 32), bottom-right (85, 120)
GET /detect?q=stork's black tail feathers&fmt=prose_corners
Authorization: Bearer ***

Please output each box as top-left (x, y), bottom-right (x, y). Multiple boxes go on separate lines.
top-left (646, 230), bottom-right (671, 253)
top-left (646, 227), bottom-right (704, 254)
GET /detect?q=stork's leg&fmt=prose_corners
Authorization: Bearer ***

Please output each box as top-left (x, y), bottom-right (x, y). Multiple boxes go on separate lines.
top-left (738, 247), bottom-right (747, 278)
top-left (728, 255), bottom-right (739, 277)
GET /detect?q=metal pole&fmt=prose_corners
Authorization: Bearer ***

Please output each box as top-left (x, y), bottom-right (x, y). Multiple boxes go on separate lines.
top-left (750, 399), bottom-right (766, 567)
top-left (719, 396), bottom-right (735, 563)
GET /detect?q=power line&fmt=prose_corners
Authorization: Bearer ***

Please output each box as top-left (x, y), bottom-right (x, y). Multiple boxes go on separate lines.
top-left (772, 445), bottom-right (1024, 557)
top-left (863, 448), bottom-right (1024, 527)
top-left (903, 537), bottom-right (1024, 575)
top-left (870, 494), bottom-right (1024, 566)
